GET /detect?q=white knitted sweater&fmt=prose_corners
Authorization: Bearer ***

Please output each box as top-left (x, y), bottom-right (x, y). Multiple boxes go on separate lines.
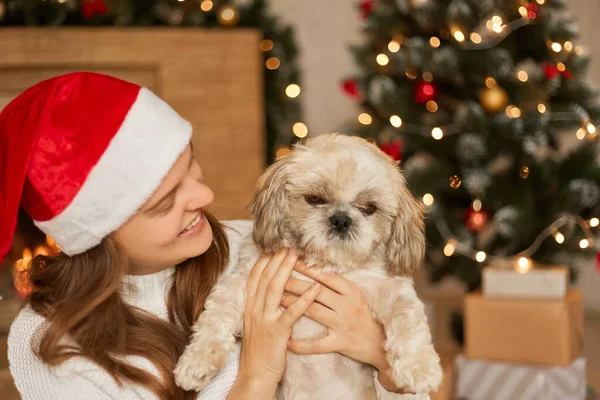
top-left (8, 220), bottom-right (429, 400)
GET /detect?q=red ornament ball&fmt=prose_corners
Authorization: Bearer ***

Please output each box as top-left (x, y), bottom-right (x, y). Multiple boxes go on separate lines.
top-left (526, 3), bottom-right (538, 19)
top-left (82, 0), bottom-right (108, 19)
top-left (380, 140), bottom-right (403, 161)
top-left (414, 81), bottom-right (438, 104)
top-left (465, 207), bottom-right (489, 232)
top-left (342, 78), bottom-right (362, 99)
top-left (359, 0), bottom-right (376, 20)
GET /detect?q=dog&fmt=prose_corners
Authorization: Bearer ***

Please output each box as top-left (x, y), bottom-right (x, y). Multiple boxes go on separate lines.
top-left (174, 133), bottom-right (442, 399)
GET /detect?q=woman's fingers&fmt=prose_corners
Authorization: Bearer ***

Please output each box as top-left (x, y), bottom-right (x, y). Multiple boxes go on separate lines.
top-left (280, 293), bottom-right (337, 326)
top-left (253, 248), bottom-right (296, 311)
top-left (293, 262), bottom-right (355, 295)
top-left (264, 252), bottom-right (301, 313)
top-left (279, 282), bottom-right (321, 326)
top-left (246, 253), bottom-right (273, 298)
top-left (284, 278), bottom-right (339, 311)
top-left (288, 334), bottom-right (338, 355)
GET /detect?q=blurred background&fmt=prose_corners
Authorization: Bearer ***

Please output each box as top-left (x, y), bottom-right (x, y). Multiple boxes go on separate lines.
top-left (1, 0), bottom-right (599, 399)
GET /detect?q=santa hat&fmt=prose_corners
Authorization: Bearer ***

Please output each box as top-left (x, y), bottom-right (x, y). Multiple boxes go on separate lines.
top-left (0, 72), bottom-right (192, 263)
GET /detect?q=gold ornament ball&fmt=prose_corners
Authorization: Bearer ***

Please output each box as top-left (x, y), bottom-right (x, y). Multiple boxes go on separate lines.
top-left (449, 175), bottom-right (462, 189)
top-left (480, 86), bottom-right (509, 113)
top-left (520, 166), bottom-right (529, 179)
top-left (218, 5), bottom-right (240, 27)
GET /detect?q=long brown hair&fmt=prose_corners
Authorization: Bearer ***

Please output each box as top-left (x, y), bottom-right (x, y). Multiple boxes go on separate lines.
top-left (26, 212), bottom-right (230, 400)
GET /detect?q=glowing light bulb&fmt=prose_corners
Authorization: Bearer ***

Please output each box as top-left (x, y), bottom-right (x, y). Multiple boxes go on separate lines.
top-left (426, 101), bottom-right (438, 112)
top-left (485, 77), bottom-right (497, 88)
top-left (444, 240), bottom-right (456, 257)
top-left (564, 41), bottom-right (573, 51)
top-left (551, 42), bottom-right (562, 53)
top-left (579, 239), bottom-right (590, 249)
top-left (292, 122), bottom-right (308, 138)
top-left (431, 127), bottom-right (444, 140)
top-left (377, 54), bottom-right (389, 66)
top-left (286, 84), bottom-right (301, 98)
top-left (537, 104), bottom-right (547, 114)
top-left (516, 257), bottom-right (532, 273)
top-left (576, 128), bottom-right (587, 140)
top-left (390, 115), bottom-right (403, 128)
top-left (358, 113), bottom-right (372, 125)
top-left (200, 0), bottom-right (213, 11)
top-left (554, 232), bottom-right (565, 244)
top-left (475, 251), bottom-right (487, 262)
top-left (472, 199), bottom-right (482, 212)
top-left (422, 71), bottom-right (433, 82)
top-left (492, 15), bottom-right (503, 24)
top-left (519, 6), bottom-right (528, 17)
top-left (388, 40), bottom-right (401, 53)
top-left (517, 70), bottom-right (529, 82)
top-left (429, 37), bottom-right (441, 48)
top-left (423, 193), bottom-right (434, 206)
top-left (590, 218), bottom-right (600, 227)
top-left (470, 33), bottom-right (482, 44)
top-left (453, 30), bottom-right (465, 42)
top-left (260, 39), bottom-right (274, 51)
top-left (587, 122), bottom-right (596, 134)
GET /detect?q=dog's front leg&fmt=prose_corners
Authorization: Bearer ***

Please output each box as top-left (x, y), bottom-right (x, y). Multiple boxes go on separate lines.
top-left (369, 278), bottom-right (442, 394)
top-left (174, 260), bottom-right (252, 391)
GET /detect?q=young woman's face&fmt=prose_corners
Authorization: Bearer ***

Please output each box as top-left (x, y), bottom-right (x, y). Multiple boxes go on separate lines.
top-left (113, 144), bottom-right (214, 274)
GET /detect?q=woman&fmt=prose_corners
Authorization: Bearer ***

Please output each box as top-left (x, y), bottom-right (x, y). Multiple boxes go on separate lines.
top-left (2, 72), bottom-right (429, 399)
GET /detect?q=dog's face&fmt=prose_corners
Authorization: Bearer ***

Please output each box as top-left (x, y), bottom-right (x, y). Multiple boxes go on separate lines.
top-left (249, 133), bottom-right (425, 276)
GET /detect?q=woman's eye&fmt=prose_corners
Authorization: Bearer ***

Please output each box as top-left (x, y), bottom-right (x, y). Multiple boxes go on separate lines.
top-left (304, 195), bottom-right (327, 206)
top-left (360, 203), bottom-right (377, 216)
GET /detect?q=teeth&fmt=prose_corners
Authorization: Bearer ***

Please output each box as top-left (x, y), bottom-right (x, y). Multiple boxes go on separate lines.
top-left (183, 213), bottom-right (202, 232)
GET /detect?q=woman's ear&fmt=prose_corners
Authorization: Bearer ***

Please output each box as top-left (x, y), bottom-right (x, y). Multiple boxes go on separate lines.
top-left (248, 156), bottom-right (291, 251)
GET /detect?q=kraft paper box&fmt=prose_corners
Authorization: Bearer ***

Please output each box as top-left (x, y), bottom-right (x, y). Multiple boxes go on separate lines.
top-left (465, 290), bottom-right (583, 366)
top-left (482, 265), bottom-right (568, 299)
top-left (455, 354), bottom-right (586, 400)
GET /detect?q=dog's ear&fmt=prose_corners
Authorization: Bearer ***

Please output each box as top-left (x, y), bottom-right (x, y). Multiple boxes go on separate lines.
top-left (248, 156), bottom-right (291, 251)
top-left (386, 174), bottom-right (426, 277)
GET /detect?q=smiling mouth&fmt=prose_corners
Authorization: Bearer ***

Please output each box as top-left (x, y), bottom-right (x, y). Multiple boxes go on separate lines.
top-left (180, 210), bottom-right (204, 234)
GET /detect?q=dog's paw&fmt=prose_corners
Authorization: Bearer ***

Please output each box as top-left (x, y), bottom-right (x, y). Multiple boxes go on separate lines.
top-left (390, 347), bottom-right (443, 393)
top-left (174, 339), bottom-right (231, 391)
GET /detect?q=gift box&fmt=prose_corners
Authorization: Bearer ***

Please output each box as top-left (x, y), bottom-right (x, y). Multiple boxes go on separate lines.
top-left (465, 290), bottom-right (583, 366)
top-left (455, 354), bottom-right (586, 400)
top-left (482, 264), bottom-right (568, 299)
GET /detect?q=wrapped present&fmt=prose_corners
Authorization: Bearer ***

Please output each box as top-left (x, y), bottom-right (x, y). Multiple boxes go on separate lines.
top-left (465, 290), bottom-right (583, 366)
top-left (455, 354), bottom-right (586, 400)
top-left (482, 264), bottom-right (568, 299)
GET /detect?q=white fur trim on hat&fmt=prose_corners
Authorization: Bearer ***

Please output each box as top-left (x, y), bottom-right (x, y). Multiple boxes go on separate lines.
top-left (35, 88), bottom-right (192, 255)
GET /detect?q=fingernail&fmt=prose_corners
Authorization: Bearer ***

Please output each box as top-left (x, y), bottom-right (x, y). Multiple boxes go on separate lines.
top-left (311, 282), bottom-right (321, 292)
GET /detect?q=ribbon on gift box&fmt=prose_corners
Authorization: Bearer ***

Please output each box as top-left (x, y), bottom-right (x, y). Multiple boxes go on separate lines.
top-left (455, 355), bottom-right (586, 400)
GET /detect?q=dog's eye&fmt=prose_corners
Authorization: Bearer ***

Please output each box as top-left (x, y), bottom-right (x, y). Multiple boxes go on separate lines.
top-left (360, 203), bottom-right (377, 215)
top-left (304, 195), bottom-right (327, 206)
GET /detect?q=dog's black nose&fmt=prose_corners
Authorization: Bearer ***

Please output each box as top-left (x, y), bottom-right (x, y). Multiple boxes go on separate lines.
top-left (329, 213), bottom-right (352, 233)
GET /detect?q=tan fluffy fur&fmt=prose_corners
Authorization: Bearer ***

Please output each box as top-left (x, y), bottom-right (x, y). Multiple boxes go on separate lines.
top-left (174, 133), bottom-right (442, 399)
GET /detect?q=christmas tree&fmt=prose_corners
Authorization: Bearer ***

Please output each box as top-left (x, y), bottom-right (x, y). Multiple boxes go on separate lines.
top-left (344, 0), bottom-right (600, 291)
top-left (0, 0), bottom-right (303, 161)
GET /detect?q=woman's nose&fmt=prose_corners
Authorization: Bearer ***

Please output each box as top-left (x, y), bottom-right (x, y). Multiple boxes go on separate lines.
top-left (185, 177), bottom-right (214, 210)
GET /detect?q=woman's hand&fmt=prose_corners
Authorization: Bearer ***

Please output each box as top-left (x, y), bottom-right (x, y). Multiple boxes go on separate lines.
top-left (229, 249), bottom-right (322, 399)
top-left (280, 262), bottom-right (414, 394)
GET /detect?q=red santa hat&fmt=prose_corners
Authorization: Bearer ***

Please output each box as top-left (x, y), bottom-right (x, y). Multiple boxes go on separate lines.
top-left (0, 72), bottom-right (192, 263)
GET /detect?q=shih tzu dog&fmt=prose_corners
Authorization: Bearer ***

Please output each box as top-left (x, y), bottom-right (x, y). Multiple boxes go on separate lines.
top-left (174, 133), bottom-right (442, 398)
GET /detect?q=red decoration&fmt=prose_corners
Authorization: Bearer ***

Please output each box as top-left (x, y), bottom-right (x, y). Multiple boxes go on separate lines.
top-left (526, 2), bottom-right (538, 19)
top-left (82, 0), bottom-right (108, 19)
top-left (342, 78), bottom-right (362, 99)
top-left (414, 81), bottom-right (438, 104)
top-left (359, 1), bottom-right (375, 20)
top-left (380, 140), bottom-right (403, 161)
top-left (596, 251), bottom-right (600, 274)
top-left (543, 63), bottom-right (573, 80)
top-left (465, 207), bottom-right (489, 232)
